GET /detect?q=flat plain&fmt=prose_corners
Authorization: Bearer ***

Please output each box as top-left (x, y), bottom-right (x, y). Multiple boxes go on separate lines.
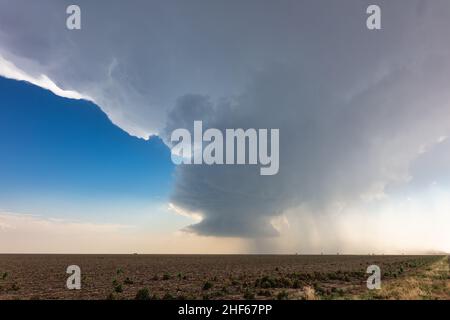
top-left (0, 254), bottom-right (448, 300)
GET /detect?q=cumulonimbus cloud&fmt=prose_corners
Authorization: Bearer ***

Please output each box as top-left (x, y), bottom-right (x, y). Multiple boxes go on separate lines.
top-left (162, 1), bottom-right (450, 238)
top-left (164, 58), bottom-right (450, 238)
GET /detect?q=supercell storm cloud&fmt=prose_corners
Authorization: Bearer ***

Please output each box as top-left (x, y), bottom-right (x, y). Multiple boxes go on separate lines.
top-left (1, 0), bottom-right (450, 247)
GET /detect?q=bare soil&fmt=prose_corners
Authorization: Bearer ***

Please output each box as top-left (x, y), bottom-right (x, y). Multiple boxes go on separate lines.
top-left (0, 254), bottom-right (447, 300)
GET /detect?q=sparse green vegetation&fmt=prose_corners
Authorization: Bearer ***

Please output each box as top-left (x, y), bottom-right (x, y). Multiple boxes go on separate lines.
top-left (135, 288), bottom-right (151, 300)
top-left (162, 293), bottom-right (174, 300)
top-left (243, 290), bottom-right (255, 299)
top-left (0, 254), bottom-right (445, 300)
top-left (114, 283), bottom-right (123, 293)
top-left (202, 281), bottom-right (213, 290)
top-left (257, 289), bottom-right (272, 297)
top-left (277, 290), bottom-right (289, 300)
top-left (231, 279), bottom-right (239, 286)
top-left (11, 283), bottom-right (20, 291)
top-left (254, 275), bottom-right (292, 288)
top-left (106, 292), bottom-right (116, 300)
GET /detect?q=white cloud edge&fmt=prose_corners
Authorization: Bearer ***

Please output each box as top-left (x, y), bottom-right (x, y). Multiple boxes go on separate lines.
top-left (0, 54), bottom-right (93, 102)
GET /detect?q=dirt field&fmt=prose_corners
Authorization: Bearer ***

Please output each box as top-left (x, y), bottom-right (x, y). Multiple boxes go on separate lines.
top-left (0, 254), bottom-right (448, 300)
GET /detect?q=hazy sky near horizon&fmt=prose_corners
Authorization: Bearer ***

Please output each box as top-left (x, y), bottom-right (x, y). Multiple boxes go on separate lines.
top-left (1, 0), bottom-right (450, 253)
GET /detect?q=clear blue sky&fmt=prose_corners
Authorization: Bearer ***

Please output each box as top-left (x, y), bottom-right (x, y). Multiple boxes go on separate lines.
top-left (0, 76), bottom-right (174, 221)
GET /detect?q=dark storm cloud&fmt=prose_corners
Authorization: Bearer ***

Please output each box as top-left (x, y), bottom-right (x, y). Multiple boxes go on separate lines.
top-left (165, 58), bottom-right (450, 237)
top-left (162, 1), bottom-right (450, 237)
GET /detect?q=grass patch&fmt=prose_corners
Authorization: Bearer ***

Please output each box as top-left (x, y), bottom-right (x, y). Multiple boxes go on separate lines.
top-left (162, 293), bottom-right (174, 300)
top-left (243, 290), bottom-right (255, 299)
top-left (202, 281), bottom-right (213, 290)
top-left (277, 290), bottom-right (289, 300)
top-left (114, 283), bottom-right (123, 293)
top-left (135, 288), bottom-right (151, 300)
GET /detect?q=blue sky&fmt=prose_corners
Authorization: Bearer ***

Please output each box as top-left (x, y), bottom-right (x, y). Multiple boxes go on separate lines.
top-left (0, 76), bottom-right (174, 222)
